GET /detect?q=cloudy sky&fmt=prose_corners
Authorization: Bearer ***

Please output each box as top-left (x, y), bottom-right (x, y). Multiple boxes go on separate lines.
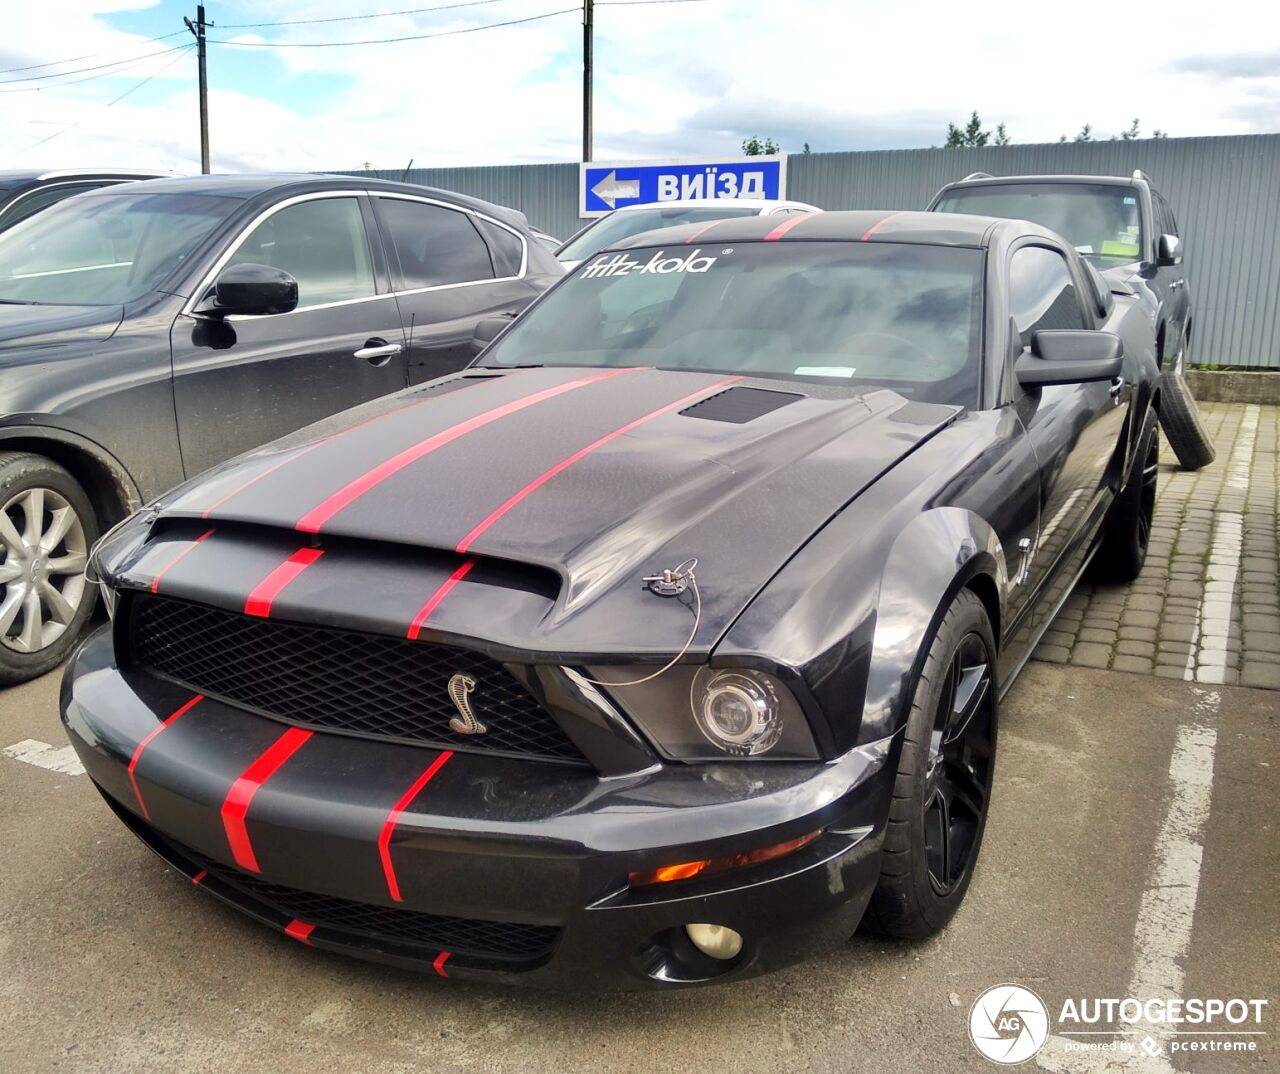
top-left (2, 0), bottom-right (1278, 172)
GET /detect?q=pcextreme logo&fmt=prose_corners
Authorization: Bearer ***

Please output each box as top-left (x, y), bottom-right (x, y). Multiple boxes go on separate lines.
top-left (969, 984), bottom-right (1051, 1064)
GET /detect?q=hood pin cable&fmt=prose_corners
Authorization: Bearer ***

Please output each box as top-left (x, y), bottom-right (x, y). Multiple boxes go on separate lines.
top-left (577, 558), bottom-right (701, 688)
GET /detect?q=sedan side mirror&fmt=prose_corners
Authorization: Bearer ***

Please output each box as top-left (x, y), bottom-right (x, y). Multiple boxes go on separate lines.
top-left (195, 263), bottom-right (299, 317)
top-left (1157, 234), bottom-right (1182, 266)
top-left (470, 313), bottom-right (516, 355)
top-left (1016, 330), bottom-right (1124, 387)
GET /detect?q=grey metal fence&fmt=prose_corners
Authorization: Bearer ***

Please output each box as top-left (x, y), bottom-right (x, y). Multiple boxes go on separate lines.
top-left (340, 132), bottom-right (1280, 368)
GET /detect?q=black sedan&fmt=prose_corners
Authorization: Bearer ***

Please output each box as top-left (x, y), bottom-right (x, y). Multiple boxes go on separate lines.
top-left (0, 173), bottom-right (561, 682)
top-left (63, 210), bottom-right (1160, 989)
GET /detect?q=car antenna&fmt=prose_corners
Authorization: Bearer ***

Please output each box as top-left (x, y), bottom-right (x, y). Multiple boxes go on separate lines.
top-left (400, 158), bottom-right (414, 182)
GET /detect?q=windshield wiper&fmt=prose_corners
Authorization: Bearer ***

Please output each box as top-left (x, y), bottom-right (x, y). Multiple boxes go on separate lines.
top-left (0, 299), bottom-right (39, 305)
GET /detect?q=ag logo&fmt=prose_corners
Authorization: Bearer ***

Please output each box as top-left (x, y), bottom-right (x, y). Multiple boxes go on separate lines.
top-left (968, 984), bottom-right (1050, 1064)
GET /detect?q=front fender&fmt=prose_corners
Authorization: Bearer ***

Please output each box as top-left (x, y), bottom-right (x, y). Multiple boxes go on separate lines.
top-left (858, 508), bottom-right (1007, 746)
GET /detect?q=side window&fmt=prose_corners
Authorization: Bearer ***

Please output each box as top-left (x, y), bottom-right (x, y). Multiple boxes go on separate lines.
top-left (473, 217), bottom-right (525, 277)
top-left (1008, 246), bottom-right (1087, 348)
top-left (375, 198), bottom-right (496, 289)
top-left (226, 197), bottom-right (375, 308)
top-left (0, 183), bottom-right (103, 228)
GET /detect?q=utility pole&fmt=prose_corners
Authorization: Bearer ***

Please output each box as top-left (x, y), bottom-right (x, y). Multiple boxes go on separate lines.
top-left (582, 0), bottom-right (593, 162)
top-left (183, 5), bottom-right (210, 173)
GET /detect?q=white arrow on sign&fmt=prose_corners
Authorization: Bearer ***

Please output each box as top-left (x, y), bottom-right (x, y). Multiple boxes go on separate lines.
top-left (590, 170), bottom-right (640, 209)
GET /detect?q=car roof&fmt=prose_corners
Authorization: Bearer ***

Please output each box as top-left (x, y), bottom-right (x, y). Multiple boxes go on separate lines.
top-left (606, 209), bottom-right (1054, 250)
top-left (0, 168), bottom-right (171, 183)
top-left (938, 173), bottom-right (1142, 191)
top-left (71, 172), bottom-right (530, 226)
top-left (612, 197), bottom-right (818, 212)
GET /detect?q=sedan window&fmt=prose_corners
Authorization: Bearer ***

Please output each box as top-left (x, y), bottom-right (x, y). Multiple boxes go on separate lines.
top-left (374, 198), bottom-right (495, 289)
top-left (482, 241), bottom-right (984, 406)
top-left (0, 192), bottom-right (235, 305)
top-left (226, 197), bottom-right (375, 308)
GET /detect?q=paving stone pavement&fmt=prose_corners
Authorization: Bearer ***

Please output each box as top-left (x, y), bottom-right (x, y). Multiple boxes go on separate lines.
top-left (1032, 401), bottom-right (1280, 688)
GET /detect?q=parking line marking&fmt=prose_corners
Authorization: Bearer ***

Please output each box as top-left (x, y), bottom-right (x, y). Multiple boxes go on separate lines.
top-left (1036, 688), bottom-right (1221, 1073)
top-left (3, 739), bottom-right (84, 776)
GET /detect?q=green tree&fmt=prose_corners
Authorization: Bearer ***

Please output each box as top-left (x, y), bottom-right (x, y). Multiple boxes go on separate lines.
top-left (1073, 123), bottom-right (1094, 142)
top-left (994, 122), bottom-right (1011, 146)
top-left (1120, 118), bottom-right (1141, 140)
top-left (945, 111), bottom-right (991, 148)
top-left (802, 141), bottom-right (812, 155)
top-left (1152, 128), bottom-right (1169, 139)
top-left (742, 136), bottom-right (780, 156)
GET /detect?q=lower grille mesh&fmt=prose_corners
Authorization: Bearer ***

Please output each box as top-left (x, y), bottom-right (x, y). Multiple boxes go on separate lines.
top-left (127, 594), bottom-right (588, 764)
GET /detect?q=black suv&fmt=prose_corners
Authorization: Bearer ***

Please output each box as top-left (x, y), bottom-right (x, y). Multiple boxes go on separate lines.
top-left (0, 169), bottom-right (168, 232)
top-left (0, 173), bottom-right (562, 682)
top-left (929, 170), bottom-right (1213, 469)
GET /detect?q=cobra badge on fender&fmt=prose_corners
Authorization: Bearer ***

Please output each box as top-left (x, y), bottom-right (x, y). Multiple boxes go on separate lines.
top-left (447, 673), bottom-right (486, 735)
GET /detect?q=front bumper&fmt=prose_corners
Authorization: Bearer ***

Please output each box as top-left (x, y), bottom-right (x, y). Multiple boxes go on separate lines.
top-left (62, 625), bottom-right (898, 990)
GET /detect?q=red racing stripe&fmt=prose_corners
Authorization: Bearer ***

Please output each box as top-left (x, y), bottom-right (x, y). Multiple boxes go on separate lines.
top-left (150, 529), bottom-right (215, 593)
top-left (860, 212), bottom-right (904, 241)
top-left (221, 727), bottom-right (313, 872)
top-left (455, 376), bottom-right (744, 554)
top-left (433, 951), bottom-right (451, 978)
top-left (191, 870), bottom-right (207, 885)
top-left (683, 221), bottom-right (721, 245)
top-left (284, 919), bottom-right (315, 945)
top-left (763, 214), bottom-right (809, 241)
top-left (406, 560), bottom-right (476, 640)
top-left (244, 547), bottom-right (323, 618)
top-left (295, 367), bottom-right (642, 534)
top-left (378, 751), bottom-right (454, 902)
top-left (201, 445), bottom-right (325, 520)
top-left (126, 693), bottom-right (203, 821)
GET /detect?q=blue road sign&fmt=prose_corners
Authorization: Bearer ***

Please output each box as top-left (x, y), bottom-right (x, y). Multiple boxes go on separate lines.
top-left (578, 155), bottom-right (788, 217)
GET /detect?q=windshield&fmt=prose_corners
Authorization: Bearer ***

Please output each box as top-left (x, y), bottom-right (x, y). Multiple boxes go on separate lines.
top-left (483, 241), bottom-right (983, 406)
top-left (558, 205), bottom-right (762, 263)
top-left (935, 183), bottom-right (1144, 264)
top-left (0, 191), bottom-right (236, 305)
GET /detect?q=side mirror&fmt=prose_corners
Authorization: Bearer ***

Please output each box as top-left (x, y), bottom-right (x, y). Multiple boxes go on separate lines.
top-left (1157, 234), bottom-right (1182, 266)
top-left (1015, 330), bottom-right (1124, 387)
top-left (470, 313), bottom-right (515, 355)
top-left (195, 263), bottom-right (298, 317)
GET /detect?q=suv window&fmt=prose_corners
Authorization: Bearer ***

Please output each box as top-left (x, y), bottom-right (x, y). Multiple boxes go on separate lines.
top-left (375, 198), bottom-right (495, 289)
top-left (227, 197), bottom-right (375, 308)
top-left (0, 182), bottom-right (106, 229)
top-left (1009, 246), bottom-right (1087, 348)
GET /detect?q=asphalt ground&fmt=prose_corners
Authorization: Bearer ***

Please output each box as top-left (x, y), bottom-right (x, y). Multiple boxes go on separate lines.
top-left (2, 658), bottom-right (1276, 1073)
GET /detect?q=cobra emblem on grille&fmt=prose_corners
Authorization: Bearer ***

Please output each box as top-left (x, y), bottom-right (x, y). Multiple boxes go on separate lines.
top-left (447, 673), bottom-right (487, 735)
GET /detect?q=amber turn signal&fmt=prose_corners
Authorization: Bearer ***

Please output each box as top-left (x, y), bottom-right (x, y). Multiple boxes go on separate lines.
top-left (628, 828), bottom-right (823, 889)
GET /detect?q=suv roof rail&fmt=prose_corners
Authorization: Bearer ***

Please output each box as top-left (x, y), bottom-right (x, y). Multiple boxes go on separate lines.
top-left (961, 172), bottom-right (993, 181)
top-left (1132, 169), bottom-right (1151, 183)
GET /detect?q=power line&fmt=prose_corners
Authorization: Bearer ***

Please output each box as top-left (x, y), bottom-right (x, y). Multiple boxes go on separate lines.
top-left (18, 46), bottom-right (194, 155)
top-left (0, 30), bottom-right (188, 76)
top-left (0, 48), bottom-right (191, 94)
top-left (217, 0), bottom-right (514, 30)
top-left (597, 0), bottom-right (710, 4)
top-left (0, 44), bottom-right (191, 86)
top-left (209, 6), bottom-right (580, 48)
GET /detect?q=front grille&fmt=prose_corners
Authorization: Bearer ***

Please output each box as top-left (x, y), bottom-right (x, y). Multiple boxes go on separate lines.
top-left (127, 594), bottom-right (588, 765)
top-left (199, 854), bottom-right (559, 962)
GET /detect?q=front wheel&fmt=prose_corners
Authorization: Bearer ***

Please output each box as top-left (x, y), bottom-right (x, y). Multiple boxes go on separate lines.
top-left (0, 452), bottom-right (99, 685)
top-left (863, 589), bottom-right (997, 940)
top-left (1090, 416), bottom-right (1158, 583)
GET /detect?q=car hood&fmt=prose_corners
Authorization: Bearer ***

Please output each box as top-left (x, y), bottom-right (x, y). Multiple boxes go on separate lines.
top-left (0, 302), bottom-right (124, 348)
top-left (138, 367), bottom-right (960, 656)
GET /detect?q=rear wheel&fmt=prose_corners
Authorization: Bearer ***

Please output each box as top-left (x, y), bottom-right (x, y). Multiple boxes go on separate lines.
top-left (863, 589), bottom-right (997, 940)
top-left (0, 453), bottom-right (98, 685)
top-left (1159, 333), bottom-right (1216, 471)
top-left (1091, 416), bottom-right (1158, 583)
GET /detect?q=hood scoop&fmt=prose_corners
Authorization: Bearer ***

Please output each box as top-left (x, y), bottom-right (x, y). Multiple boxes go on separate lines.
top-left (679, 385), bottom-right (803, 424)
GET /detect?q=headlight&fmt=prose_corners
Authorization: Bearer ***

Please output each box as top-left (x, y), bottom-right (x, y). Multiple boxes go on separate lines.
top-left (85, 505), bottom-right (158, 619)
top-left (692, 668), bottom-right (783, 756)
top-left (581, 665), bottom-right (819, 761)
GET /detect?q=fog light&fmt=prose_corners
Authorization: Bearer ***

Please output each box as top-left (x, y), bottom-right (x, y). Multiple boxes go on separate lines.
top-left (685, 923), bottom-right (743, 961)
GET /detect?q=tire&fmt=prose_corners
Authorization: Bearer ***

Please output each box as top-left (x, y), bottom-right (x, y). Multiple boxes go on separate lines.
top-left (863, 589), bottom-right (997, 940)
top-left (1159, 335), bottom-right (1215, 471)
top-left (0, 453), bottom-right (99, 686)
top-left (1090, 415), bottom-right (1158, 584)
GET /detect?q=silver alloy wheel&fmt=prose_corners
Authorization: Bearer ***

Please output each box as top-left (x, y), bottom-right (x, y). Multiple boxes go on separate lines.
top-left (0, 486), bottom-right (89, 653)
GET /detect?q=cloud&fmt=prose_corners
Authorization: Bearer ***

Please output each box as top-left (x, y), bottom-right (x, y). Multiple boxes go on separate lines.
top-left (1169, 52), bottom-right (1280, 80)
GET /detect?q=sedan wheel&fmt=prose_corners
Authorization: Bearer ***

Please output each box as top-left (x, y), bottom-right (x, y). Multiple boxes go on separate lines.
top-left (0, 452), bottom-right (99, 685)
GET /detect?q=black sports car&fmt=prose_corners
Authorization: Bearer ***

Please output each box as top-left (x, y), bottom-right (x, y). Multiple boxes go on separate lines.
top-left (63, 210), bottom-right (1160, 990)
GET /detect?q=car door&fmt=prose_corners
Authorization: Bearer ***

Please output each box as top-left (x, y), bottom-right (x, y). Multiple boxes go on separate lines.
top-left (369, 193), bottom-right (540, 385)
top-left (170, 192), bottom-right (408, 476)
top-left (1153, 192), bottom-right (1189, 351)
top-left (1006, 243), bottom-right (1129, 620)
